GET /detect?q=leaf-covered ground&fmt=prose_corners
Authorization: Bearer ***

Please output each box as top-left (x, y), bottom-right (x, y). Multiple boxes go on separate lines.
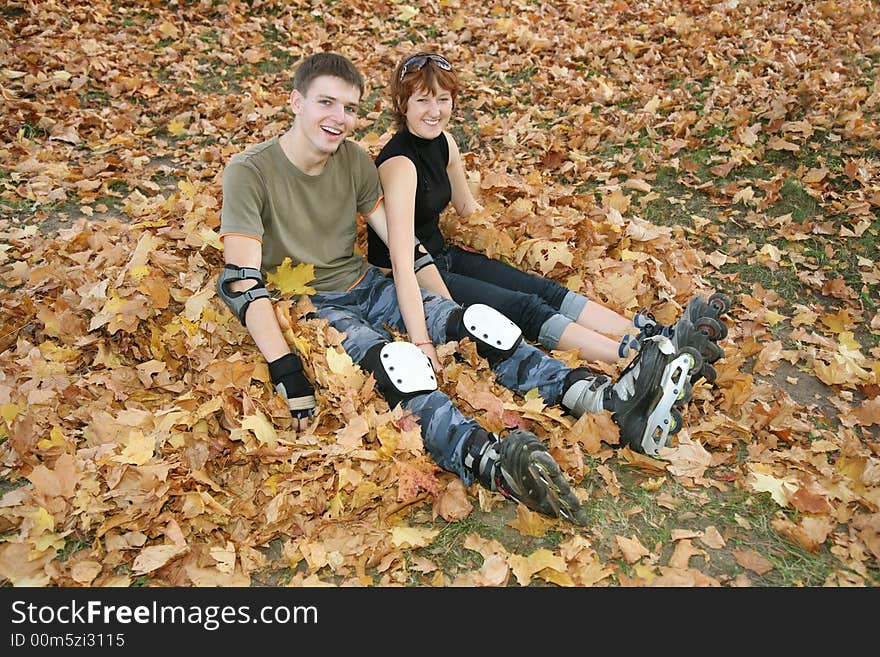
top-left (1, 0), bottom-right (878, 587)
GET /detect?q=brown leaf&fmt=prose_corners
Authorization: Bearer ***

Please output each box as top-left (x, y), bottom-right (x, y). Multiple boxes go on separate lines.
top-left (616, 535), bottom-right (650, 563)
top-left (732, 549), bottom-right (774, 575)
top-left (434, 478), bottom-right (473, 521)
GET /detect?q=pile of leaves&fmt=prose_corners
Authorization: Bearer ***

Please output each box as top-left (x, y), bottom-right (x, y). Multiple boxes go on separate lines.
top-left (0, 0), bottom-right (878, 586)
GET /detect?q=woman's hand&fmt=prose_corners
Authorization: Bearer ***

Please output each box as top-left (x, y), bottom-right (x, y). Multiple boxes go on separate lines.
top-left (416, 341), bottom-right (441, 372)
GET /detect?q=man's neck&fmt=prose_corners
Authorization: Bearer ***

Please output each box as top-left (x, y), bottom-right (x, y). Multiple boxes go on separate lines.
top-left (278, 126), bottom-right (330, 176)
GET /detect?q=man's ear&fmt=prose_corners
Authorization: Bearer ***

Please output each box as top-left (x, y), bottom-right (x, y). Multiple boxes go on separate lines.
top-left (289, 89), bottom-right (303, 114)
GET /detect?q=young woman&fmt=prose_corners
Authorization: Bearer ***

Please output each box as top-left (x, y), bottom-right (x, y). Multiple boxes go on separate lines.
top-left (367, 52), bottom-right (730, 373)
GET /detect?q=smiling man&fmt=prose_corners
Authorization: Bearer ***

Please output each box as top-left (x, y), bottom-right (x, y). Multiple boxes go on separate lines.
top-left (216, 53), bottom-right (694, 526)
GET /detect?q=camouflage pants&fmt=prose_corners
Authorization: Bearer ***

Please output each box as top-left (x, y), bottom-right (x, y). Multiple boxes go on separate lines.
top-left (312, 267), bottom-right (574, 486)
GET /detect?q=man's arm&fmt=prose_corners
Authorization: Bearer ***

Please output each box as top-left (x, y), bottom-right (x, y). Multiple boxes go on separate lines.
top-left (220, 234), bottom-right (316, 429)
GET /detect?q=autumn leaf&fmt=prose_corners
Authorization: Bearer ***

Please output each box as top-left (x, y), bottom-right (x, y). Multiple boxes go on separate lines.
top-left (390, 526), bottom-right (439, 549)
top-left (616, 535), bottom-right (650, 564)
top-left (746, 469), bottom-right (798, 507)
top-left (240, 412), bottom-right (278, 449)
top-left (266, 258), bottom-right (316, 295)
top-left (508, 549), bottom-right (567, 586)
top-left (732, 549), bottom-right (774, 575)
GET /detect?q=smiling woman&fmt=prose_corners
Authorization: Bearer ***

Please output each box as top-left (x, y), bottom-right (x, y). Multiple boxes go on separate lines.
top-left (367, 51), bottom-right (732, 378)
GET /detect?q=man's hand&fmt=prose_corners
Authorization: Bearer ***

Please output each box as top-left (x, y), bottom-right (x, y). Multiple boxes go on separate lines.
top-left (268, 352), bottom-right (316, 432)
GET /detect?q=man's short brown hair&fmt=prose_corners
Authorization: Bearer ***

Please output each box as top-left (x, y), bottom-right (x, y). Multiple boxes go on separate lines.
top-left (293, 52), bottom-right (364, 98)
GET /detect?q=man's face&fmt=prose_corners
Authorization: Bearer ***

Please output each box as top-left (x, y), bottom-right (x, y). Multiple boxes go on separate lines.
top-left (290, 75), bottom-right (361, 155)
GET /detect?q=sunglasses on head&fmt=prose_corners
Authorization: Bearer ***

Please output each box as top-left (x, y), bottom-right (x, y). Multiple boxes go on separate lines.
top-left (399, 54), bottom-right (452, 82)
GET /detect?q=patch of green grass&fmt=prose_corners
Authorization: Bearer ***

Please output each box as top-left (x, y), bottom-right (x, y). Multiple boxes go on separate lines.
top-left (0, 5), bottom-right (25, 19)
top-left (0, 476), bottom-right (26, 496)
top-left (107, 180), bottom-right (129, 195)
top-left (79, 89), bottom-right (112, 108)
top-left (720, 262), bottom-right (809, 309)
top-left (57, 537), bottom-right (91, 563)
top-left (17, 122), bottom-right (50, 140)
top-left (417, 514), bottom-right (491, 574)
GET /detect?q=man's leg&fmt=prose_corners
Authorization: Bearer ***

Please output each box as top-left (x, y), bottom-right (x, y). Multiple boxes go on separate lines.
top-left (313, 269), bottom-right (586, 523)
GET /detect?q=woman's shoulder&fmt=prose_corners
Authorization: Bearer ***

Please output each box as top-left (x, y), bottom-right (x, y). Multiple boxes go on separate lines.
top-left (376, 130), bottom-right (414, 166)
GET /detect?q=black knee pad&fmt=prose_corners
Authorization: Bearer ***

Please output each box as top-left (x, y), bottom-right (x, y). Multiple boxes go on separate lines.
top-left (360, 341), bottom-right (438, 408)
top-left (446, 304), bottom-right (523, 366)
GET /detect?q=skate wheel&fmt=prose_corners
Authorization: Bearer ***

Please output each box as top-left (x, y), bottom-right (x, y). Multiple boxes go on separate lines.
top-left (698, 363), bottom-right (717, 384)
top-left (707, 292), bottom-right (731, 316)
top-left (669, 408), bottom-right (683, 435)
top-left (675, 378), bottom-right (693, 407)
top-left (704, 340), bottom-right (725, 363)
top-left (678, 346), bottom-right (704, 376)
top-left (696, 316), bottom-right (726, 341)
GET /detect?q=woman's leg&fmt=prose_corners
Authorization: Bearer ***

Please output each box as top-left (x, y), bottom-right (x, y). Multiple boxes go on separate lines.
top-left (575, 301), bottom-right (634, 338)
top-left (442, 268), bottom-right (626, 363)
top-left (555, 322), bottom-right (623, 363)
top-left (441, 270), bottom-right (554, 343)
top-left (447, 247), bottom-right (636, 355)
top-left (445, 246), bottom-right (569, 308)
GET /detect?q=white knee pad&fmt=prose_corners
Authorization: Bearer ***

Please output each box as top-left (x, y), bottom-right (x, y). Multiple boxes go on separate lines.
top-left (456, 304), bottom-right (522, 361)
top-left (363, 341), bottom-right (437, 407)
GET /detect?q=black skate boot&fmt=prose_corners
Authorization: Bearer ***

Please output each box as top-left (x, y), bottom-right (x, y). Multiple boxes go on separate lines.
top-left (633, 293), bottom-right (731, 383)
top-left (562, 336), bottom-right (702, 455)
top-left (463, 428), bottom-right (588, 525)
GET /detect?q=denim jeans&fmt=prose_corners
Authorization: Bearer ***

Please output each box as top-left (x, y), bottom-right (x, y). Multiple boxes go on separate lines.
top-left (311, 267), bottom-right (575, 485)
top-left (434, 245), bottom-right (588, 348)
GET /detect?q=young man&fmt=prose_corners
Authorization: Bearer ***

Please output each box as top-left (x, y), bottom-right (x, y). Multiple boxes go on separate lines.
top-left (217, 53), bottom-right (700, 525)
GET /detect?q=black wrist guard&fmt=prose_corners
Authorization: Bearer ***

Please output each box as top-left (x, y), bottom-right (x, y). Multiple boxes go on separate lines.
top-left (268, 353), bottom-right (316, 419)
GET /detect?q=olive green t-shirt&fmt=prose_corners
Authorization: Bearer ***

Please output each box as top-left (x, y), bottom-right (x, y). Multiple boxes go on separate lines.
top-left (219, 137), bottom-right (382, 292)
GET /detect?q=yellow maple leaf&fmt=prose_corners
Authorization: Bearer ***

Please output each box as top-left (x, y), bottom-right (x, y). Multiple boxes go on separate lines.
top-left (326, 347), bottom-right (356, 375)
top-left (37, 426), bottom-right (68, 450)
top-left (390, 525), bottom-right (439, 549)
top-left (395, 4), bottom-right (419, 21)
top-left (376, 422), bottom-right (399, 460)
top-left (746, 471), bottom-right (797, 507)
top-left (266, 258), bottom-right (316, 295)
top-left (508, 548), bottom-right (567, 586)
top-left (1, 403), bottom-right (21, 423)
top-left (241, 412), bottom-right (278, 448)
top-left (326, 491), bottom-right (346, 519)
top-left (114, 430), bottom-right (155, 466)
top-left (167, 119), bottom-right (186, 136)
top-left (765, 310), bottom-right (786, 326)
top-left (820, 310), bottom-right (848, 333)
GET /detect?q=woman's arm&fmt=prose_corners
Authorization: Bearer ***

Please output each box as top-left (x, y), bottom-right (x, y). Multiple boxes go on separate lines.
top-left (366, 161), bottom-right (442, 369)
top-left (445, 132), bottom-right (484, 218)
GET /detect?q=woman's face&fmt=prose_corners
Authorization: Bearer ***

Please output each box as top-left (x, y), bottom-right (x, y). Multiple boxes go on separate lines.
top-left (404, 83), bottom-right (453, 140)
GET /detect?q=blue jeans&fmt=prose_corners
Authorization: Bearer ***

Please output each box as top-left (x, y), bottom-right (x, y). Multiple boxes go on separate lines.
top-left (434, 246), bottom-right (588, 349)
top-left (311, 267), bottom-right (574, 485)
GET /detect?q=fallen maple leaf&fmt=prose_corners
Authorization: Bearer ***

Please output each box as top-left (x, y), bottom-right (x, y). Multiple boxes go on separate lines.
top-left (132, 544), bottom-right (187, 575)
top-left (659, 434), bottom-right (712, 478)
top-left (390, 526), bottom-right (439, 549)
top-left (266, 258), bottom-right (316, 295)
top-left (616, 534), bottom-right (650, 563)
top-left (732, 549), bottom-right (774, 575)
top-left (508, 548), bottom-right (567, 586)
